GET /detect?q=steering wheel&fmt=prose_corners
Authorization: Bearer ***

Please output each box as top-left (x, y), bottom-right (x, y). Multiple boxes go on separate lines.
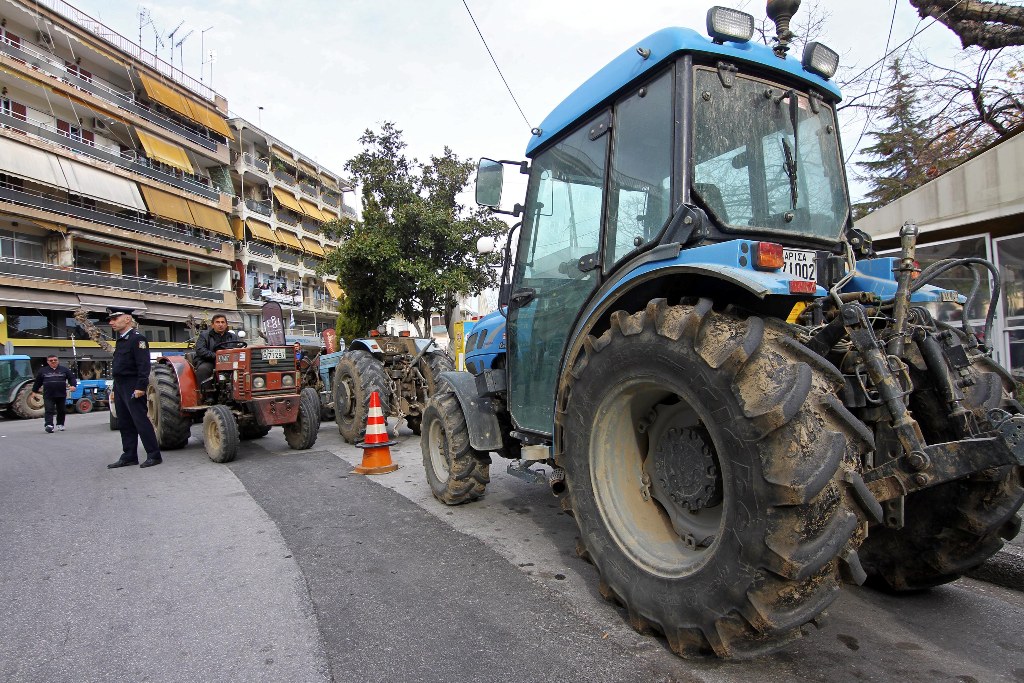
top-left (212, 340), bottom-right (248, 350)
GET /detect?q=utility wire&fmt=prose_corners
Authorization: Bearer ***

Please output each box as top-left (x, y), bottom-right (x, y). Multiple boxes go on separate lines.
top-left (460, 0), bottom-right (533, 131)
top-left (845, 0), bottom-right (900, 163)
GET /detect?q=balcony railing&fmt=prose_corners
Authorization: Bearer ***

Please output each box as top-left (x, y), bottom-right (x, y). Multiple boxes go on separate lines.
top-left (277, 251), bottom-right (300, 265)
top-left (301, 219), bottom-right (320, 234)
top-left (0, 35), bottom-right (220, 151)
top-left (273, 170), bottom-right (296, 186)
top-left (244, 199), bottom-right (273, 217)
top-left (342, 204), bottom-right (357, 218)
top-left (303, 257), bottom-right (322, 269)
top-left (245, 242), bottom-right (274, 259)
top-left (322, 193), bottom-right (340, 207)
top-left (241, 152), bottom-right (269, 174)
top-left (0, 256), bottom-right (224, 301)
top-left (298, 181), bottom-right (318, 198)
top-left (0, 181), bottom-right (224, 251)
top-left (275, 211), bottom-right (299, 227)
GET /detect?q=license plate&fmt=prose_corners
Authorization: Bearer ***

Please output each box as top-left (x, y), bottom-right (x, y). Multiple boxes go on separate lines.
top-left (783, 249), bottom-right (817, 281)
top-left (261, 348), bottom-right (286, 361)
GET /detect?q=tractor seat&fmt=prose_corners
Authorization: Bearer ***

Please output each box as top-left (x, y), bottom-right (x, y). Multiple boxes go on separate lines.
top-left (185, 352), bottom-right (196, 367)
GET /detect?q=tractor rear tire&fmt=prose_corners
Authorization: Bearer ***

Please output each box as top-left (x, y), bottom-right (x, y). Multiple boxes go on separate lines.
top-left (334, 351), bottom-right (390, 444)
top-left (203, 404), bottom-right (239, 463)
top-left (859, 355), bottom-right (1024, 591)
top-left (559, 299), bottom-right (871, 659)
top-left (421, 379), bottom-right (491, 504)
top-left (238, 424), bottom-right (272, 440)
top-left (148, 364), bottom-right (191, 450)
top-left (75, 397), bottom-right (94, 414)
top-left (284, 388), bottom-right (320, 450)
top-left (12, 384), bottom-right (44, 419)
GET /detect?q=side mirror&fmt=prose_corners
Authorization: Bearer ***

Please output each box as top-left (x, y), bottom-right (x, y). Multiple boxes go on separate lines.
top-left (475, 158), bottom-right (504, 208)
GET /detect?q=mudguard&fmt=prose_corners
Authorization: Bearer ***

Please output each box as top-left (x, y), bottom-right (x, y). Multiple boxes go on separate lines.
top-left (438, 370), bottom-right (504, 452)
top-left (158, 355), bottom-right (200, 408)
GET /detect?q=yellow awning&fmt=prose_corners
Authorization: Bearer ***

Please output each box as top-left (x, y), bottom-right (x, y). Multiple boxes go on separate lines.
top-left (321, 206), bottom-right (339, 221)
top-left (136, 129), bottom-right (194, 174)
top-left (231, 217), bottom-right (245, 241)
top-left (246, 219), bottom-right (280, 245)
top-left (275, 229), bottom-right (304, 251)
top-left (324, 280), bottom-right (343, 300)
top-left (190, 104), bottom-right (235, 140)
top-left (301, 237), bottom-right (326, 256)
top-left (139, 184), bottom-right (194, 225)
top-left (320, 176), bottom-right (339, 192)
top-left (298, 160), bottom-right (318, 176)
top-left (32, 220), bottom-right (66, 233)
top-left (186, 199), bottom-right (232, 236)
top-left (298, 198), bottom-right (328, 222)
top-left (136, 70), bottom-right (234, 140)
top-left (272, 187), bottom-right (303, 214)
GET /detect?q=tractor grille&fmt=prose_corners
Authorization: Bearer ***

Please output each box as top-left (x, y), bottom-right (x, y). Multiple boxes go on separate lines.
top-left (249, 347), bottom-right (294, 375)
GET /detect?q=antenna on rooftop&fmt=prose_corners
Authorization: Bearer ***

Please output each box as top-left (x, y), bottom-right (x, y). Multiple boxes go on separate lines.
top-left (166, 20), bottom-right (184, 67)
top-left (138, 7), bottom-right (164, 59)
top-left (174, 29), bottom-right (193, 78)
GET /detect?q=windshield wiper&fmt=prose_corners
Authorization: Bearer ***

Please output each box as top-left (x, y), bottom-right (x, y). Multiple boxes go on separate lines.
top-left (781, 136), bottom-right (798, 209)
top-left (778, 89), bottom-right (800, 210)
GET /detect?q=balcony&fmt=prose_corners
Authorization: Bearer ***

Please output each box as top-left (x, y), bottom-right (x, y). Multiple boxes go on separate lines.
top-left (277, 250), bottom-right (300, 265)
top-left (241, 152), bottom-right (270, 174)
top-left (0, 111), bottom-right (220, 202)
top-left (275, 211), bottom-right (299, 227)
top-left (0, 36), bottom-right (219, 152)
top-left (246, 286), bottom-right (302, 308)
top-left (298, 181), bottom-right (318, 198)
top-left (342, 204), bottom-right (357, 218)
top-left (244, 241), bottom-right (274, 259)
top-left (301, 219), bottom-right (320, 234)
top-left (0, 256), bottom-right (224, 301)
top-left (0, 181), bottom-right (224, 252)
top-left (273, 170), bottom-right (296, 186)
top-left (244, 199), bottom-right (273, 217)
top-left (321, 193), bottom-right (340, 208)
top-left (303, 257), bottom-right (322, 270)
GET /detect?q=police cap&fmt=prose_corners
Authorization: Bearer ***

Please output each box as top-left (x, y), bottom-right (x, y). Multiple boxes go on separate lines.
top-left (106, 306), bottom-right (136, 321)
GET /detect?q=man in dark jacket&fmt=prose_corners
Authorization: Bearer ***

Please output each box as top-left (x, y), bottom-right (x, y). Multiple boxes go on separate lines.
top-left (194, 313), bottom-right (239, 389)
top-left (31, 354), bottom-right (77, 433)
top-left (106, 307), bottom-right (163, 469)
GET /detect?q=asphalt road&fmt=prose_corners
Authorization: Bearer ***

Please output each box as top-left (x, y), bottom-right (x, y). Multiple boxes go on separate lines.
top-left (1, 411), bottom-right (1023, 683)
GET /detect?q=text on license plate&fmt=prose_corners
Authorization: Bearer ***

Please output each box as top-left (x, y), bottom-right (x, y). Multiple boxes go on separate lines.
top-left (261, 348), bottom-right (286, 361)
top-left (783, 249), bottom-right (816, 281)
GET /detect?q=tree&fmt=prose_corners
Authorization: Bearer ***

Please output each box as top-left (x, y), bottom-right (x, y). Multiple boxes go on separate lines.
top-left (910, 0), bottom-right (1024, 50)
top-left (321, 123), bottom-right (506, 337)
top-left (854, 59), bottom-right (969, 217)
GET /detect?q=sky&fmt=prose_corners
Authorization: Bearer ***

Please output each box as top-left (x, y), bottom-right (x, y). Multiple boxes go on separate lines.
top-left (64, 0), bottom-right (1000, 204)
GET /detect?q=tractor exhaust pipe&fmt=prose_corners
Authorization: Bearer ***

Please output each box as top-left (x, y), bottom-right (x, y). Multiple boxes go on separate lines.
top-left (549, 467), bottom-right (567, 495)
top-left (766, 0), bottom-right (801, 57)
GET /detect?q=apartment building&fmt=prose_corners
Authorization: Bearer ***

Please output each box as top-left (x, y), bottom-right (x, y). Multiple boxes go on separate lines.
top-left (0, 0), bottom-right (352, 375)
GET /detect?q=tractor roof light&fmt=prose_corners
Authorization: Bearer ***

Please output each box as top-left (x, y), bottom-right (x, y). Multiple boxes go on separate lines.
top-left (706, 7), bottom-right (754, 44)
top-left (802, 41), bottom-right (839, 79)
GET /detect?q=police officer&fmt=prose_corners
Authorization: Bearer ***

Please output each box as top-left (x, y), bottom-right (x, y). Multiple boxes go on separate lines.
top-left (106, 307), bottom-right (163, 469)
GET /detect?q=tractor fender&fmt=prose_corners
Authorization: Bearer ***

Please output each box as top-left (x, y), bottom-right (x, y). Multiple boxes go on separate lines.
top-left (348, 339), bottom-right (383, 355)
top-left (438, 370), bottom-right (504, 452)
top-left (158, 356), bottom-right (200, 408)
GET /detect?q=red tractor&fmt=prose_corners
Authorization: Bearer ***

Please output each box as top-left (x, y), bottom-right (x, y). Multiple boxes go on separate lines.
top-left (147, 341), bottom-right (319, 463)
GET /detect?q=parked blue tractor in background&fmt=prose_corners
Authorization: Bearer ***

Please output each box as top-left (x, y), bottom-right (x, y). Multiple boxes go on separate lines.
top-left (66, 379), bottom-right (110, 414)
top-left (421, 2), bottom-right (1024, 659)
top-left (0, 355), bottom-right (43, 419)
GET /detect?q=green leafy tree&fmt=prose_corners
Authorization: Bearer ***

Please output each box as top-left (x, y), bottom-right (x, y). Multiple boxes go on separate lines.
top-left (321, 122), bottom-right (506, 336)
top-left (854, 59), bottom-right (969, 218)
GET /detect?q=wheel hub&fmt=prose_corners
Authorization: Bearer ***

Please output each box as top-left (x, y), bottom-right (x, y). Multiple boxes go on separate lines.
top-left (337, 380), bottom-right (353, 416)
top-left (644, 424), bottom-right (722, 545)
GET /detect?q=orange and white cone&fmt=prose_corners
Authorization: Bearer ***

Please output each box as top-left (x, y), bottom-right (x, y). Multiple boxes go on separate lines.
top-left (353, 390), bottom-right (399, 475)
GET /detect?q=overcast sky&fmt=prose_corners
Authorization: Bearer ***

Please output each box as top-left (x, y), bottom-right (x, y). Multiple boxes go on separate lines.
top-left (69, 0), bottom-right (990, 203)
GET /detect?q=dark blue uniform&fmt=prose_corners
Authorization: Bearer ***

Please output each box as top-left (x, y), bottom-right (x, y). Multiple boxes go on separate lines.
top-left (112, 328), bottom-right (162, 463)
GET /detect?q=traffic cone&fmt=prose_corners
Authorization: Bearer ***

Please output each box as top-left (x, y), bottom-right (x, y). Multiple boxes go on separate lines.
top-left (353, 390), bottom-right (399, 475)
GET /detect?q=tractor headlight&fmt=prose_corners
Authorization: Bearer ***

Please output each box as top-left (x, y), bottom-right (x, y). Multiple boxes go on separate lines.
top-left (802, 41), bottom-right (839, 79)
top-left (282, 374), bottom-right (295, 387)
top-left (706, 7), bottom-right (754, 44)
top-left (252, 376), bottom-right (267, 390)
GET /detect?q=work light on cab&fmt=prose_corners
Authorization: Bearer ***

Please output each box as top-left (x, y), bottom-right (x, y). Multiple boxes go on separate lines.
top-left (706, 7), bottom-right (754, 43)
top-left (802, 41), bottom-right (839, 79)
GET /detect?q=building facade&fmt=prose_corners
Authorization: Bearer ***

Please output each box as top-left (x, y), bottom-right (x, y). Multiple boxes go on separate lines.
top-left (0, 0), bottom-right (352, 376)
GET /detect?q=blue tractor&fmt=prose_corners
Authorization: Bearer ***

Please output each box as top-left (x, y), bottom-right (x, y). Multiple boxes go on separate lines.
top-left (420, 2), bottom-right (1024, 659)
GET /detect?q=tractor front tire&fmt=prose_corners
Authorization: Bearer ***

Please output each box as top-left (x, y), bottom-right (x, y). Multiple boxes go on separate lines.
top-left (12, 384), bottom-right (44, 419)
top-left (203, 404), bottom-right (239, 463)
top-left (75, 397), bottom-right (94, 414)
top-left (284, 388), bottom-right (320, 450)
top-left (421, 380), bottom-right (490, 505)
top-left (334, 351), bottom-right (390, 444)
top-left (148, 364), bottom-right (191, 450)
top-left (859, 355), bottom-right (1024, 591)
top-left (559, 299), bottom-right (871, 659)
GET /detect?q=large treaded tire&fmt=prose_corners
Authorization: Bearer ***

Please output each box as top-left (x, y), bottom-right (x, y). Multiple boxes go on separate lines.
top-left (421, 379), bottom-right (491, 504)
top-left (284, 387), bottom-right (320, 450)
top-left (408, 352), bottom-right (456, 435)
top-left (147, 364), bottom-right (191, 450)
top-left (558, 299), bottom-right (872, 659)
top-left (12, 384), bottom-right (44, 419)
top-left (859, 354), bottom-right (1024, 591)
top-left (334, 351), bottom-right (391, 444)
top-left (203, 404), bottom-right (239, 463)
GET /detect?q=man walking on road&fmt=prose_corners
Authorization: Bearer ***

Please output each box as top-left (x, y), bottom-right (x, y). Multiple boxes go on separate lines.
top-left (106, 307), bottom-right (163, 469)
top-left (31, 354), bottom-right (76, 433)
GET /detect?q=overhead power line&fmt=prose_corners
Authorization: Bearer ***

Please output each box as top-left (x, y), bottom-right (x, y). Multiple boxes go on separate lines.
top-left (460, 0), bottom-right (533, 131)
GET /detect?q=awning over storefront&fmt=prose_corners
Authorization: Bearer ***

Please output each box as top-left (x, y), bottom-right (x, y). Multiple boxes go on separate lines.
top-left (143, 301), bottom-right (237, 324)
top-left (275, 229), bottom-right (304, 251)
top-left (77, 295), bottom-right (148, 316)
top-left (298, 198), bottom-right (328, 222)
top-left (136, 129), bottom-right (194, 174)
top-left (246, 219), bottom-right (280, 245)
top-left (272, 187), bottom-right (303, 214)
top-left (0, 287), bottom-right (81, 310)
top-left (323, 280), bottom-right (343, 300)
top-left (186, 199), bottom-right (233, 236)
top-left (139, 184), bottom-right (194, 225)
top-left (301, 237), bottom-right (326, 256)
